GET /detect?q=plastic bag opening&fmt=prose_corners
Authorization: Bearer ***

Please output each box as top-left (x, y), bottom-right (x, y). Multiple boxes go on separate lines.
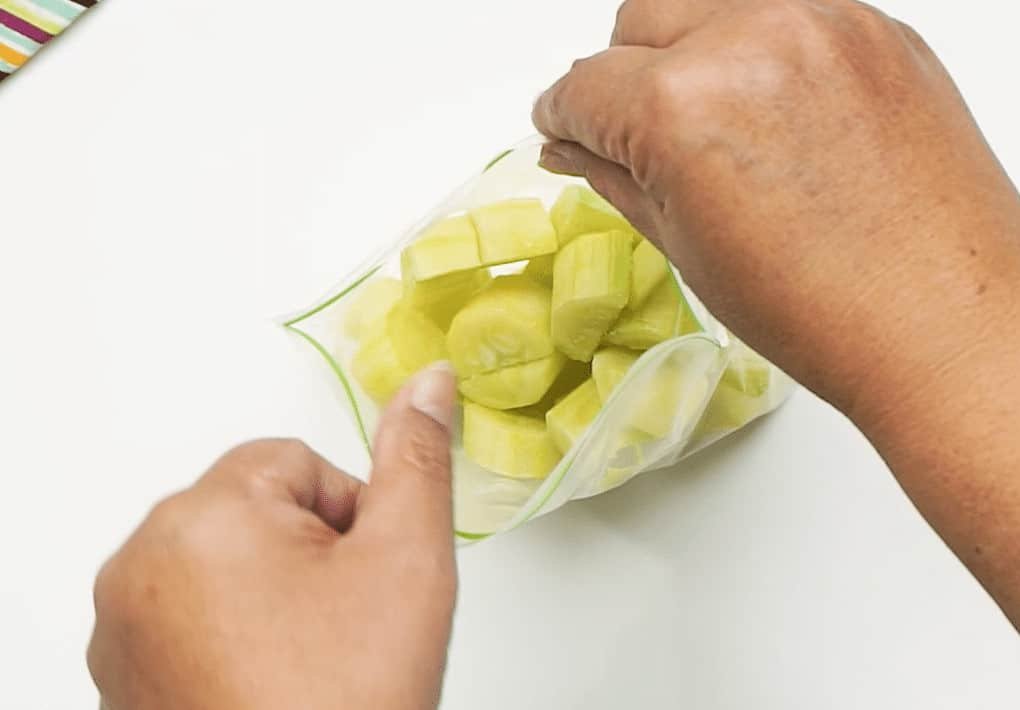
top-left (280, 136), bottom-right (795, 544)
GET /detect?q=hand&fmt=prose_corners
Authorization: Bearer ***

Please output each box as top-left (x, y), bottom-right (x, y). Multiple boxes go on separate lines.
top-left (535, 0), bottom-right (1020, 629)
top-left (88, 364), bottom-right (459, 710)
top-left (534, 0), bottom-right (1020, 418)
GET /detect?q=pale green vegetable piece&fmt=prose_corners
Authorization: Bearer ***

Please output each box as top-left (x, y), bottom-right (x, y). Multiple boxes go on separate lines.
top-left (602, 429), bottom-right (656, 489)
top-left (403, 267), bottom-right (491, 331)
top-left (447, 275), bottom-right (555, 377)
top-left (721, 352), bottom-right (773, 397)
top-left (522, 254), bottom-right (555, 287)
top-left (628, 364), bottom-right (687, 439)
top-left (592, 346), bottom-right (703, 439)
top-left (463, 402), bottom-right (562, 480)
top-left (695, 382), bottom-right (767, 436)
top-left (351, 306), bottom-right (447, 404)
top-left (516, 359), bottom-right (592, 418)
top-left (402, 215), bottom-right (481, 281)
top-left (550, 185), bottom-right (638, 247)
top-left (695, 347), bottom-right (773, 434)
top-left (552, 230), bottom-right (633, 361)
top-left (602, 466), bottom-right (637, 491)
top-left (343, 277), bottom-right (404, 340)
top-left (605, 279), bottom-right (683, 350)
top-left (630, 239), bottom-right (670, 309)
top-left (459, 353), bottom-right (567, 410)
top-left (546, 378), bottom-right (602, 454)
top-left (592, 347), bottom-right (642, 403)
top-left (470, 199), bottom-right (558, 266)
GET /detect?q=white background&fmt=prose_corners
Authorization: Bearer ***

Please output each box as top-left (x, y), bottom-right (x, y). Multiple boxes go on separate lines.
top-left (2, 1), bottom-right (1019, 707)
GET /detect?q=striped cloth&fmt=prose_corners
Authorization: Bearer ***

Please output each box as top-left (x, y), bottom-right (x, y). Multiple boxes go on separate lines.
top-left (0, 0), bottom-right (98, 83)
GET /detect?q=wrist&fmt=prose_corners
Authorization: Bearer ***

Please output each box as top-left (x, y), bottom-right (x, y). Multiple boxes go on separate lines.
top-left (853, 294), bottom-right (1017, 435)
top-left (840, 252), bottom-right (1020, 626)
top-left (824, 212), bottom-right (1020, 433)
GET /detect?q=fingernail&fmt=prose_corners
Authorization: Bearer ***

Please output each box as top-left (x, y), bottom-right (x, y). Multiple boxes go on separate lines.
top-left (539, 145), bottom-right (580, 176)
top-left (410, 361), bottom-right (457, 431)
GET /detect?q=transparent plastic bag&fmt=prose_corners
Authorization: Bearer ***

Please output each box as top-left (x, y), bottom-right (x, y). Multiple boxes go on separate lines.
top-left (281, 137), bottom-right (795, 543)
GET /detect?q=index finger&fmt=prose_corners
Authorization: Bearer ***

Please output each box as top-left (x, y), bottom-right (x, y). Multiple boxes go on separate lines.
top-left (532, 45), bottom-right (656, 168)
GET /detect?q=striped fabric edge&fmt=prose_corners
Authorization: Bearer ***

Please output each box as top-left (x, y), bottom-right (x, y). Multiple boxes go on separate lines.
top-left (0, 0), bottom-right (99, 83)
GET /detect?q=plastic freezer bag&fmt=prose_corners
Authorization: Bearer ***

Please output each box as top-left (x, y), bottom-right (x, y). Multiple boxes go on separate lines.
top-left (281, 137), bottom-right (794, 543)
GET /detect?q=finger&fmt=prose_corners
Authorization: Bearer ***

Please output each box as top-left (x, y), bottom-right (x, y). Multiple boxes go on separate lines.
top-left (540, 141), bottom-right (664, 245)
top-left (611, 0), bottom-right (722, 48)
top-left (533, 45), bottom-right (656, 167)
top-left (200, 439), bottom-right (363, 532)
top-left (355, 362), bottom-right (457, 546)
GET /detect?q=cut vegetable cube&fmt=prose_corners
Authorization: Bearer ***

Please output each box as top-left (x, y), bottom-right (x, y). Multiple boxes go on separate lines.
top-left (459, 353), bottom-right (567, 410)
top-left (628, 366), bottom-right (685, 439)
top-left (605, 279), bottom-right (683, 350)
top-left (546, 378), bottom-right (602, 454)
top-left (463, 402), bottom-right (562, 480)
top-left (592, 347), bottom-right (641, 403)
top-left (677, 292), bottom-right (702, 337)
top-left (592, 346), bottom-right (703, 439)
top-left (721, 347), bottom-right (773, 397)
top-left (522, 254), bottom-right (555, 287)
top-left (630, 239), bottom-right (670, 309)
top-left (695, 382), bottom-right (766, 436)
top-left (552, 231), bottom-right (633, 361)
top-left (447, 275), bottom-right (555, 377)
top-left (470, 199), bottom-right (558, 266)
top-left (343, 277), bottom-right (403, 340)
top-left (351, 306), bottom-right (447, 404)
top-left (602, 466), bottom-right (637, 491)
top-left (550, 185), bottom-right (638, 247)
top-left (516, 359), bottom-right (592, 418)
top-left (402, 215), bottom-right (481, 281)
top-left (403, 267), bottom-right (491, 330)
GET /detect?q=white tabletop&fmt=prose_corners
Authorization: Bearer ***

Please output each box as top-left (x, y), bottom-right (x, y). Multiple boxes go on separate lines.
top-left (2, 1), bottom-right (1018, 707)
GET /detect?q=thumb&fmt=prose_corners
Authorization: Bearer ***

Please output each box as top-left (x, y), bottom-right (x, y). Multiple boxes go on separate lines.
top-left (355, 361), bottom-right (458, 545)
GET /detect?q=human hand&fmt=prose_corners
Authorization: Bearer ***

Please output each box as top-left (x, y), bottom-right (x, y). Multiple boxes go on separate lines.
top-left (534, 0), bottom-right (1020, 420)
top-left (88, 364), bottom-right (458, 710)
top-left (535, 0), bottom-right (1020, 629)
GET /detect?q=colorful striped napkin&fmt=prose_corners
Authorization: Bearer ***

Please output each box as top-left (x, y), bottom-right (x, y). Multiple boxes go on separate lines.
top-left (0, 0), bottom-right (98, 83)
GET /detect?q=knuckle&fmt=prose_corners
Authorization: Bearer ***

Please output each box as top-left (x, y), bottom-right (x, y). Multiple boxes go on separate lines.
top-left (747, 2), bottom-right (851, 72)
top-left (754, 0), bottom-right (828, 45)
top-left (845, 2), bottom-right (894, 35)
top-left (216, 438), bottom-right (317, 491)
top-left (569, 55), bottom-right (593, 73)
top-left (227, 437), bottom-right (315, 469)
top-left (90, 540), bottom-right (165, 634)
top-left (264, 437), bottom-right (318, 475)
top-left (895, 19), bottom-right (922, 43)
top-left (893, 19), bottom-right (932, 57)
top-left (92, 557), bottom-right (125, 618)
top-left (145, 492), bottom-right (192, 534)
top-left (614, 0), bottom-right (643, 38)
top-left (143, 493), bottom-right (214, 559)
top-left (401, 428), bottom-right (451, 482)
top-left (85, 637), bottom-right (103, 685)
top-left (85, 634), bottom-right (110, 696)
top-left (640, 62), bottom-right (691, 122)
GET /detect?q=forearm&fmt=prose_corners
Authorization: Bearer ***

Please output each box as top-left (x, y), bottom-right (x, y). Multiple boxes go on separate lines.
top-left (852, 272), bottom-right (1020, 628)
